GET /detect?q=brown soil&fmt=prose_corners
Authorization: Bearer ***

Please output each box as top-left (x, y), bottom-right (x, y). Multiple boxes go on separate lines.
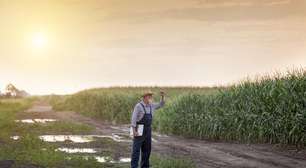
top-left (19, 100), bottom-right (306, 168)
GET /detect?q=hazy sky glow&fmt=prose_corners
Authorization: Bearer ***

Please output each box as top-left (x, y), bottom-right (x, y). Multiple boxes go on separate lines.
top-left (1, 0), bottom-right (306, 95)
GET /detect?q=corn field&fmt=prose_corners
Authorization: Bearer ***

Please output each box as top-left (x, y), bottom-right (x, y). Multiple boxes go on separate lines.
top-left (155, 70), bottom-right (306, 145)
top-left (48, 87), bottom-right (216, 124)
top-left (48, 69), bottom-right (306, 146)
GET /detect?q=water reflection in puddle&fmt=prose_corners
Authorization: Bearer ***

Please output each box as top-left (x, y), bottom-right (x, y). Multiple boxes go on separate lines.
top-left (152, 138), bottom-right (158, 142)
top-left (118, 157), bottom-right (131, 163)
top-left (94, 156), bottom-right (111, 163)
top-left (110, 126), bottom-right (161, 143)
top-left (11, 136), bottom-right (19, 140)
top-left (107, 133), bottom-right (132, 142)
top-left (15, 119), bottom-right (57, 123)
top-left (11, 134), bottom-right (158, 143)
top-left (39, 135), bottom-right (94, 143)
top-left (10, 134), bottom-right (129, 143)
top-left (57, 148), bottom-right (97, 153)
top-left (15, 119), bottom-right (35, 123)
top-left (34, 119), bottom-right (57, 123)
top-left (94, 134), bottom-right (132, 143)
top-left (86, 156), bottom-right (130, 163)
top-left (38, 134), bottom-right (132, 143)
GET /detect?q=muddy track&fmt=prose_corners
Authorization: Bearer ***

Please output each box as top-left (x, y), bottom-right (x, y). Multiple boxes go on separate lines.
top-left (22, 101), bottom-right (306, 168)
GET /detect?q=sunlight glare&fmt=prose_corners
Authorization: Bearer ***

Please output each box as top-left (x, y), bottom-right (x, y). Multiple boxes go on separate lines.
top-left (31, 32), bottom-right (47, 49)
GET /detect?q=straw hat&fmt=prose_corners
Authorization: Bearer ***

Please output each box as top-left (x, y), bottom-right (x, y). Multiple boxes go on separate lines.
top-left (142, 90), bottom-right (154, 97)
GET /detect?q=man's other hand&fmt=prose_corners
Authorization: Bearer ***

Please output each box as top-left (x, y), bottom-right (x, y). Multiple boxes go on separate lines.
top-left (133, 128), bottom-right (139, 137)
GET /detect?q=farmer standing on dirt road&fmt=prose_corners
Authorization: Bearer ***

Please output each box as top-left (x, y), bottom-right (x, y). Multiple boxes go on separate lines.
top-left (131, 91), bottom-right (165, 168)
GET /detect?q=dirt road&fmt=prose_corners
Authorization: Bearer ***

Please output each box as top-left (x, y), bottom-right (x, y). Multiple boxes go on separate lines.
top-left (21, 101), bottom-right (306, 168)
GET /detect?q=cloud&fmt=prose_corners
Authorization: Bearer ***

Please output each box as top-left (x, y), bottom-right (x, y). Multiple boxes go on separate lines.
top-left (138, 4), bottom-right (303, 22)
top-left (197, 0), bottom-right (293, 8)
top-left (265, 0), bottom-right (293, 6)
top-left (93, 0), bottom-right (304, 23)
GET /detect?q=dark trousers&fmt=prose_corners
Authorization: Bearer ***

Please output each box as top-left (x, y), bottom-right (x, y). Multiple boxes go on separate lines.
top-left (131, 127), bottom-right (152, 168)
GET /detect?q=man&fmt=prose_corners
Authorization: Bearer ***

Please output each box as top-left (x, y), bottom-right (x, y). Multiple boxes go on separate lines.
top-left (130, 90), bottom-right (165, 168)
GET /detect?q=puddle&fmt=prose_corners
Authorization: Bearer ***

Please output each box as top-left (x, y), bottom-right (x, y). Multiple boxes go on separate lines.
top-left (87, 134), bottom-right (131, 143)
top-left (118, 157), bottom-right (131, 163)
top-left (38, 134), bottom-right (131, 143)
top-left (15, 119), bottom-right (35, 123)
top-left (110, 126), bottom-right (162, 142)
top-left (39, 135), bottom-right (94, 143)
top-left (15, 119), bottom-right (57, 124)
top-left (10, 135), bottom-right (127, 143)
top-left (34, 119), bottom-right (57, 123)
top-left (10, 135), bottom-right (93, 143)
top-left (11, 136), bottom-right (20, 140)
top-left (10, 137), bottom-right (131, 163)
top-left (57, 148), bottom-right (97, 153)
top-left (11, 136), bottom-right (131, 163)
top-left (11, 134), bottom-right (158, 143)
top-left (87, 156), bottom-right (130, 163)
top-left (94, 156), bottom-right (112, 163)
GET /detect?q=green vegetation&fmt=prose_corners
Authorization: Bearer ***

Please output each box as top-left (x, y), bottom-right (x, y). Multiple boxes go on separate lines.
top-left (0, 98), bottom-right (92, 137)
top-left (0, 98), bottom-right (100, 167)
top-left (0, 99), bottom-right (109, 167)
top-left (0, 133), bottom-right (193, 168)
top-left (156, 70), bottom-right (306, 146)
top-left (49, 69), bottom-right (306, 146)
top-left (16, 121), bottom-right (93, 135)
top-left (48, 87), bottom-right (217, 124)
top-left (0, 98), bottom-right (194, 167)
top-left (0, 98), bottom-right (35, 140)
top-left (0, 134), bottom-right (66, 167)
top-left (0, 134), bottom-right (116, 168)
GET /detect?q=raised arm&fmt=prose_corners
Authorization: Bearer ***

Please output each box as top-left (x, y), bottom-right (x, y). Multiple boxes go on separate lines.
top-left (152, 91), bottom-right (165, 110)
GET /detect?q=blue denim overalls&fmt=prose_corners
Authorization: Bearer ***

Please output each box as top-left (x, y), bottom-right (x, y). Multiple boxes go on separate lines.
top-left (131, 102), bottom-right (152, 168)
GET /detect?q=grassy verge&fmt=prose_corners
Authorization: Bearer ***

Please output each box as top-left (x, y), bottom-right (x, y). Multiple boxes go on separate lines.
top-left (0, 98), bottom-right (102, 167)
top-left (0, 134), bottom-right (109, 168)
top-left (15, 121), bottom-right (93, 135)
top-left (0, 98), bottom-right (35, 140)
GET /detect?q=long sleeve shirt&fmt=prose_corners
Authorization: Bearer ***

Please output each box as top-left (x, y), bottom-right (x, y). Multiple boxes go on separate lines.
top-left (131, 100), bottom-right (165, 128)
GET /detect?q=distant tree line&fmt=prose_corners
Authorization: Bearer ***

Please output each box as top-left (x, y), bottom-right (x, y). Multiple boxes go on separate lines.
top-left (0, 83), bottom-right (29, 98)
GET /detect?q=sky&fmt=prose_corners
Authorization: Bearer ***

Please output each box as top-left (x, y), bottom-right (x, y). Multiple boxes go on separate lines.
top-left (0, 0), bottom-right (306, 95)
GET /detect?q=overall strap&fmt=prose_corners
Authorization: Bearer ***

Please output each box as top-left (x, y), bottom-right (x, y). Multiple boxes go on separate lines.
top-left (140, 102), bottom-right (152, 114)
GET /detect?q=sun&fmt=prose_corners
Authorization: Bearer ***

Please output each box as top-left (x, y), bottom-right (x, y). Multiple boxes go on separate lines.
top-left (31, 32), bottom-right (47, 49)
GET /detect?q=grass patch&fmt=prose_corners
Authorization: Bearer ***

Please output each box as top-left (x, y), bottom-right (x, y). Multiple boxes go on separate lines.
top-left (0, 98), bottom-right (35, 140)
top-left (0, 134), bottom-right (107, 168)
top-left (15, 121), bottom-right (94, 135)
top-left (0, 98), bottom-right (106, 167)
top-left (0, 134), bottom-right (65, 167)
